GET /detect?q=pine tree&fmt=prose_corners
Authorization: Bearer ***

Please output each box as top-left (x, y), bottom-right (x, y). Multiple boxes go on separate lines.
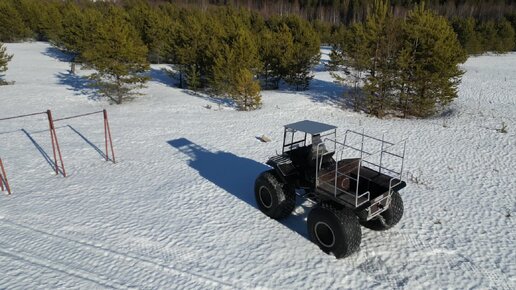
top-left (329, 24), bottom-right (368, 111)
top-left (232, 68), bottom-right (262, 111)
top-left (194, 13), bottom-right (227, 89)
top-left (185, 64), bottom-right (201, 90)
top-left (127, 3), bottom-right (172, 63)
top-left (0, 1), bottom-right (31, 42)
top-left (506, 14), bottom-right (516, 49)
top-left (452, 17), bottom-right (483, 55)
top-left (12, 0), bottom-right (39, 35)
top-left (279, 15), bottom-right (320, 90)
top-left (259, 24), bottom-right (294, 89)
top-left (476, 19), bottom-right (515, 53)
top-left (495, 19), bottom-right (515, 53)
top-left (0, 43), bottom-right (13, 85)
top-left (330, 1), bottom-right (466, 118)
top-left (12, 0), bottom-right (56, 40)
top-left (56, 4), bottom-right (102, 61)
top-left (38, 2), bottom-right (64, 42)
top-left (81, 6), bottom-right (150, 104)
top-left (360, 0), bottom-right (401, 117)
top-left (164, 9), bottom-right (206, 88)
top-left (210, 26), bottom-right (261, 97)
top-left (312, 20), bottom-right (333, 44)
top-left (397, 3), bottom-right (467, 117)
top-left (477, 20), bottom-right (498, 53)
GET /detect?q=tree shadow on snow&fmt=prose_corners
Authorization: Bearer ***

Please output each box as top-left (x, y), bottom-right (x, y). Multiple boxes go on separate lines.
top-left (149, 68), bottom-right (174, 87)
top-left (147, 68), bottom-right (237, 108)
top-left (42, 46), bottom-right (74, 63)
top-left (167, 138), bottom-right (312, 241)
top-left (279, 77), bottom-right (356, 110)
top-left (183, 90), bottom-right (237, 108)
top-left (55, 72), bottom-right (101, 101)
top-left (312, 61), bottom-right (329, 72)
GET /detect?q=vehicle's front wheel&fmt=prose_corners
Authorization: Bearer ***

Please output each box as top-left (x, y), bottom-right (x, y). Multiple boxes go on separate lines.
top-left (254, 170), bottom-right (295, 220)
top-left (361, 191), bottom-right (404, 231)
top-left (307, 204), bottom-right (361, 259)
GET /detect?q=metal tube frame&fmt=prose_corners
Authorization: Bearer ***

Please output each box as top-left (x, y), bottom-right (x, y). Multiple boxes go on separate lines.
top-left (315, 130), bottom-right (406, 208)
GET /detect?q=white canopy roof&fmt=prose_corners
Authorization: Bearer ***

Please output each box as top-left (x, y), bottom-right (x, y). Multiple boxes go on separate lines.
top-left (284, 120), bottom-right (337, 135)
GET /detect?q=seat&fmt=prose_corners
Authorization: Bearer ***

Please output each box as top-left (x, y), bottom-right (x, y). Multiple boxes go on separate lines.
top-left (307, 144), bottom-right (334, 168)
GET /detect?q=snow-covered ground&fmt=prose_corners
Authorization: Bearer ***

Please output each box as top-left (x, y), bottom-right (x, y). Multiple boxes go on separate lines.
top-left (0, 42), bottom-right (514, 289)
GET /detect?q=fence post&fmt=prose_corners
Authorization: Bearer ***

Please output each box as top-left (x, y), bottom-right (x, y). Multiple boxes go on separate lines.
top-left (0, 162), bottom-right (3, 192)
top-left (46, 110), bottom-right (66, 177)
top-left (103, 110), bottom-right (116, 163)
top-left (0, 158), bottom-right (11, 195)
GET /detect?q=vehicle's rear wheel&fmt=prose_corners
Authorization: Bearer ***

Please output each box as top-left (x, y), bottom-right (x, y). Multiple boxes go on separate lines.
top-left (361, 191), bottom-right (404, 231)
top-left (254, 170), bottom-right (295, 220)
top-left (307, 204), bottom-right (361, 259)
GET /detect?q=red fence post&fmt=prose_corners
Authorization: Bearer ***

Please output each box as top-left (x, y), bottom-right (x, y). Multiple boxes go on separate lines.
top-left (46, 110), bottom-right (66, 177)
top-left (0, 158), bottom-right (11, 195)
top-left (103, 110), bottom-right (116, 163)
top-left (0, 162), bottom-right (3, 192)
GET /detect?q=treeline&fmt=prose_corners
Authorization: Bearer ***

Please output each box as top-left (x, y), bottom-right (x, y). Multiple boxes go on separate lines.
top-left (151, 0), bottom-right (516, 24)
top-left (0, 0), bottom-right (320, 109)
top-left (165, 0), bottom-right (516, 53)
top-left (0, 0), bottom-right (510, 117)
top-left (312, 17), bottom-right (516, 54)
top-left (451, 17), bottom-right (516, 54)
top-left (329, 2), bottom-right (467, 118)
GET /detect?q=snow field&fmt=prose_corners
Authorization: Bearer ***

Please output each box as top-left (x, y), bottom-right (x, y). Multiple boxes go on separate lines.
top-left (0, 42), bottom-right (514, 289)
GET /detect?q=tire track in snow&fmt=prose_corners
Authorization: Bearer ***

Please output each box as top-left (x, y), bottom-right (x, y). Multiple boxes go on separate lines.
top-left (420, 235), bottom-right (513, 290)
top-left (376, 230), bottom-right (513, 290)
top-left (0, 244), bottom-right (125, 289)
top-left (358, 241), bottom-right (407, 290)
top-left (358, 254), bottom-right (402, 290)
top-left (415, 234), bottom-right (512, 290)
top-left (0, 219), bottom-right (242, 289)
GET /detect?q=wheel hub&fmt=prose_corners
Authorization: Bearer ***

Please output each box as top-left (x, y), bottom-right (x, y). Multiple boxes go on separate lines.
top-left (258, 186), bottom-right (273, 209)
top-left (314, 221), bottom-right (335, 248)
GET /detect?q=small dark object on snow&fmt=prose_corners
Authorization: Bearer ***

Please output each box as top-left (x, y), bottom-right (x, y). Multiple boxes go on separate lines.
top-left (254, 120), bottom-right (407, 258)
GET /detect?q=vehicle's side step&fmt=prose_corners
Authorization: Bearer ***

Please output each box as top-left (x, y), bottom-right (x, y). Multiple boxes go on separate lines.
top-left (295, 190), bottom-right (319, 203)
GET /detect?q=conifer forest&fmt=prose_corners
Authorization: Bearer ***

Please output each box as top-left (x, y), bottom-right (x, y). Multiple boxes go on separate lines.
top-left (1, 0), bottom-right (515, 116)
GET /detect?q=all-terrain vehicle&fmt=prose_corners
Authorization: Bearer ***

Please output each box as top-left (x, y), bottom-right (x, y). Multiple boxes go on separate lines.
top-left (254, 120), bottom-right (407, 258)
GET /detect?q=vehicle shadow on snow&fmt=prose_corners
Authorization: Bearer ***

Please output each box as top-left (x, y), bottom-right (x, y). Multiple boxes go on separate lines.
top-left (167, 138), bottom-right (311, 241)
